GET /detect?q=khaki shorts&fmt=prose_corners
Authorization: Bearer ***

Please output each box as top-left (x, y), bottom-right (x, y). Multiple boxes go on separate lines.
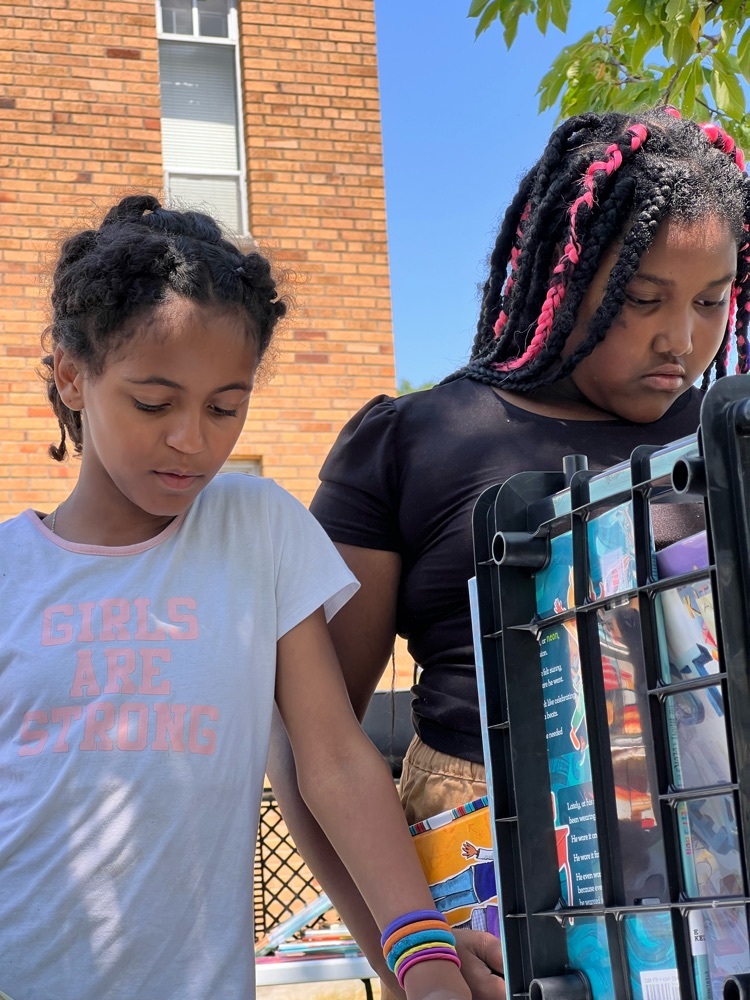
top-left (380, 736), bottom-right (487, 1000)
top-left (398, 735), bottom-right (487, 824)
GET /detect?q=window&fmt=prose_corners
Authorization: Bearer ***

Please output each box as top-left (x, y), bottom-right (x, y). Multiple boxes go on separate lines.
top-left (220, 457), bottom-right (262, 477)
top-left (157, 0), bottom-right (248, 235)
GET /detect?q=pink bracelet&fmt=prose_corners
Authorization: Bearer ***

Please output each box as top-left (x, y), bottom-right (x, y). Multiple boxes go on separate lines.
top-left (396, 948), bottom-right (462, 989)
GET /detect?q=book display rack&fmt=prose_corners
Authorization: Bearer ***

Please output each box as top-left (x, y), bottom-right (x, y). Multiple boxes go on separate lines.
top-left (471, 376), bottom-right (750, 1000)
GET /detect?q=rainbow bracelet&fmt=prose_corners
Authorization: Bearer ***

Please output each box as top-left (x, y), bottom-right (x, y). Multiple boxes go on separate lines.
top-left (381, 909), bottom-right (460, 986)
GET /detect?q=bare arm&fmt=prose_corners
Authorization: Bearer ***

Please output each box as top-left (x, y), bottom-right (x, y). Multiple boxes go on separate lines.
top-left (269, 544), bottom-right (505, 997)
top-left (275, 607), bottom-right (470, 1000)
top-left (326, 544), bottom-right (402, 717)
top-left (267, 545), bottom-right (404, 990)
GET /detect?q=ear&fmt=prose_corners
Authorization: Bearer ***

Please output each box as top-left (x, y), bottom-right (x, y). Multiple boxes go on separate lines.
top-left (54, 347), bottom-right (86, 411)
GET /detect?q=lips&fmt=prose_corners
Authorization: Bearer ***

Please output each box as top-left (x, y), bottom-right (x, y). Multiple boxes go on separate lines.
top-left (154, 470), bottom-right (202, 491)
top-left (641, 366), bottom-right (686, 392)
top-left (644, 365), bottom-right (685, 378)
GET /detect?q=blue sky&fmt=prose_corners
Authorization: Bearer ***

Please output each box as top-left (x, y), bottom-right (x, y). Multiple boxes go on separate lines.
top-left (374, 1), bottom-right (609, 386)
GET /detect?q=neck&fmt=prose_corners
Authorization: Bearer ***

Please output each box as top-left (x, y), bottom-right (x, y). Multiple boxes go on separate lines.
top-left (494, 379), bottom-right (617, 421)
top-left (50, 485), bottom-right (178, 546)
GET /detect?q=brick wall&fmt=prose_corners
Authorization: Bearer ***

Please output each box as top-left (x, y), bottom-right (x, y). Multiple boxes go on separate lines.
top-left (0, 0), bottom-right (395, 521)
top-left (237, 0), bottom-right (395, 501)
top-left (0, 0), bottom-right (163, 515)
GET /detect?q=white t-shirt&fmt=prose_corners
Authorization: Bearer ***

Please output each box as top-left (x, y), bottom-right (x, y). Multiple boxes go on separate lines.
top-left (0, 474), bottom-right (358, 1000)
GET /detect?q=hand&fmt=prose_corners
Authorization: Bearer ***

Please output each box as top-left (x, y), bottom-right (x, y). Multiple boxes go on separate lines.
top-left (461, 841), bottom-right (479, 859)
top-left (454, 928), bottom-right (506, 1000)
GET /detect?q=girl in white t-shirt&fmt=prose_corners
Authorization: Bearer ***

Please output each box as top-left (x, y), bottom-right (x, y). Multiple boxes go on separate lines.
top-left (0, 195), bottom-right (470, 1000)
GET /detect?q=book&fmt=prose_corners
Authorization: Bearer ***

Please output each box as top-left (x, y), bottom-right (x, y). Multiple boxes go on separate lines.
top-left (587, 501), bottom-right (638, 601)
top-left (538, 619), bottom-right (603, 907)
top-left (657, 532), bottom-right (750, 997)
top-left (409, 796), bottom-right (499, 936)
top-left (535, 528), bottom-right (574, 619)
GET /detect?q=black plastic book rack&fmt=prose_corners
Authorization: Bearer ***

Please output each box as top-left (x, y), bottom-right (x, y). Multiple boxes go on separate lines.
top-left (471, 375), bottom-right (750, 1000)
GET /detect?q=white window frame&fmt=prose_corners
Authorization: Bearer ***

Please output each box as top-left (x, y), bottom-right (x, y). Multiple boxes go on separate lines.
top-left (156, 0), bottom-right (249, 236)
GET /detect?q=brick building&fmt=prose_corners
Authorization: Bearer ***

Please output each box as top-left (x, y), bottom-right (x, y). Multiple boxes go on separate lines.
top-left (0, 0), bottom-right (396, 520)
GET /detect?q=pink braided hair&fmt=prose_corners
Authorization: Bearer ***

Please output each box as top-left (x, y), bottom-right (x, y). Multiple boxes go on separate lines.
top-left (734, 224), bottom-right (750, 375)
top-left (495, 123), bottom-right (649, 371)
top-left (692, 115), bottom-right (750, 373)
top-left (493, 201), bottom-right (531, 338)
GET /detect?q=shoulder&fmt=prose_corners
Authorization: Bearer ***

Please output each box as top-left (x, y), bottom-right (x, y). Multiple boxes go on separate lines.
top-left (186, 474), bottom-right (303, 538)
top-left (193, 471), bottom-right (271, 512)
top-left (0, 510), bottom-right (40, 545)
top-left (194, 473), bottom-right (305, 521)
top-left (329, 379), bottom-right (488, 451)
top-left (392, 377), bottom-right (485, 419)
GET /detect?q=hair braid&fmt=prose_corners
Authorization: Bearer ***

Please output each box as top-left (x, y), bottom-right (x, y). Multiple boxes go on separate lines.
top-left (444, 107), bottom-right (750, 394)
top-left (497, 172), bottom-right (640, 389)
top-left (497, 124), bottom-right (649, 374)
top-left (42, 195), bottom-right (287, 460)
top-left (474, 114), bottom-right (606, 356)
top-left (732, 218), bottom-right (750, 375)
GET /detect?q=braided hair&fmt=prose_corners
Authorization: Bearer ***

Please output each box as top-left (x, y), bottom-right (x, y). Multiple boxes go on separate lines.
top-left (41, 195), bottom-right (287, 461)
top-left (446, 108), bottom-right (750, 392)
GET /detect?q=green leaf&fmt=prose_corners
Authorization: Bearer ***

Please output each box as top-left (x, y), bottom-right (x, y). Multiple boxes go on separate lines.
top-left (679, 58), bottom-right (704, 118)
top-left (474, 1), bottom-right (502, 39)
top-left (537, 62), bottom-right (568, 110)
top-left (689, 7), bottom-right (705, 43)
top-left (630, 22), bottom-right (660, 68)
top-left (536, 1), bottom-right (551, 35)
top-left (737, 25), bottom-right (750, 83)
top-left (501, 7), bottom-right (522, 47)
top-left (549, 0), bottom-right (570, 32)
top-left (669, 25), bottom-right (697, 68)
top-left (721, 23), bottom-right (738, 49)
top-left (467, 0), bottom-right (488, 17)
top-left (711, 65), bottom-right (746, 117)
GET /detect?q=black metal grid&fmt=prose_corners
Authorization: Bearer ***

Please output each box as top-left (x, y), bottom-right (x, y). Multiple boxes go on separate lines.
top-left (253, 787), bottom-right (329, 940)
top-left (472, 376), bottom-right (750, 999)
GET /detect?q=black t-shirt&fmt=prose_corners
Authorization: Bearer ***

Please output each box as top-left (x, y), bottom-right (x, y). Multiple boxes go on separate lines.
top-left (311, 376), bottom-right (705, 763)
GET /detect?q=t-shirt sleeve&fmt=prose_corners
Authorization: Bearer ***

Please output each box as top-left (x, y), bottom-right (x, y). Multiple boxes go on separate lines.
top-left (309, 394), bottom-right (400, 551)
top-left (266, 481), bottom-right (360, 640)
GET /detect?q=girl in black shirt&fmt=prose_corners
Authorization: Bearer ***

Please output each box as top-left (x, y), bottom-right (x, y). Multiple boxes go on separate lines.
top-left (270, 108), bottom-right (750, 1000)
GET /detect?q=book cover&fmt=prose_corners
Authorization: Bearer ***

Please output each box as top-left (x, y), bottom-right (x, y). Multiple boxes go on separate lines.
top-left (564, 915), bottom-right (616, 1000)
top-left (409, 797), bottom-right (499, 935)
top-left (587, 502), bottom-right (637, 601)
top-left (657, 534), bottom-right (750, 996)
top-left (655, 531), bottom-right (709, 578)
top-left (623, 912), bottom-right (679, 1000)
top-left (538, 619), bottom-right (603, 907)
top-left (597, 600), bottom-right (668, 904)
top-left (535, 529), bottom-right (573, 619)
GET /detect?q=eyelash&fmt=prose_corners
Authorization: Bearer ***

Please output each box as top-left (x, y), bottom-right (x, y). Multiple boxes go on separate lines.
top-left (133, 400), bottom-right (238, 417)
top-left (625, 294), bottom-right (728, 309)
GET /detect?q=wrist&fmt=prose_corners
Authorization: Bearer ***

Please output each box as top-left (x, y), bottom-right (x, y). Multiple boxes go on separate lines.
top-left (401, 957), bottom-right (471, 1000)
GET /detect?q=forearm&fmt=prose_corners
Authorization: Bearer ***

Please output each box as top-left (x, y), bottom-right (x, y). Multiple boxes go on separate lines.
top-left (296, 725), bottom-right (435, 931)
top-left (276, 610), bottom-right (470, 998)
top-left (267, 714), bottom-right (405, 996)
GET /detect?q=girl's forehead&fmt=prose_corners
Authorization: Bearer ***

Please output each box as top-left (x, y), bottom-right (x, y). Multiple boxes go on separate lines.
top-left (112, 297), bottom-right (254, 352)
top-left (107, 298), bottom-right (258, 376)
top-left (647, 215), bottom-right (737, 256)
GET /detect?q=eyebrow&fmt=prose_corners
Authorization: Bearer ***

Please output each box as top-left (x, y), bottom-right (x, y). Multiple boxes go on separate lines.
top-left (125, 377), bottom-right (253, 393)
top-left (633, 271), bottom-right (736, 288)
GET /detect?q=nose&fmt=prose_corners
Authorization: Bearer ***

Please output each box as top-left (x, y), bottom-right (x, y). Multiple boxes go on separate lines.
top-left (165, 411), bottom-right (206, 455)
top-left (652, 308), bottom-right (694, 358)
